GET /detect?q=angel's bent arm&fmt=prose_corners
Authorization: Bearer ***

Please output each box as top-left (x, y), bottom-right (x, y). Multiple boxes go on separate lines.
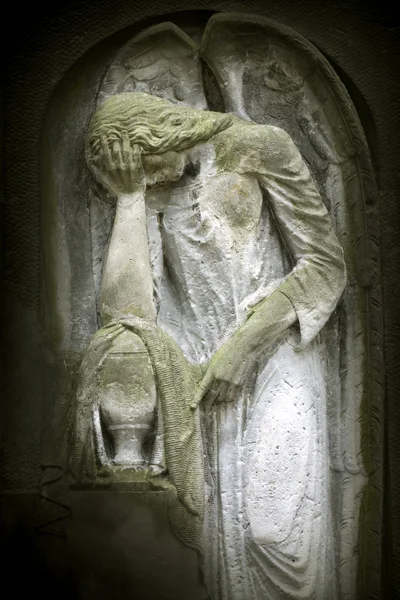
top-left (99, 189), bottom-right (156, 325)
top-left (253, 125), bottom-right (346, 349)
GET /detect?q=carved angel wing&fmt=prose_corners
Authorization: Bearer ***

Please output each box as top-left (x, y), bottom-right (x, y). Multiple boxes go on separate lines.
top-left (201, 13), bottom-right (382, 600)
top-left (99, 21), bottom-right (207, 109)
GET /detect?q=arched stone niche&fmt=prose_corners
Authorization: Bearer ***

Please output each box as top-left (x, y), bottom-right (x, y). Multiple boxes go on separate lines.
top-left (39, 11), bottom-right (383, 600)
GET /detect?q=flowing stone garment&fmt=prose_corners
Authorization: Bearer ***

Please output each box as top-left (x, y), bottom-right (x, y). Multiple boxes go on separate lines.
top-left (146, 123), bottom-right (346, 599)
top-left (38, 15), bottom-right (382, 600)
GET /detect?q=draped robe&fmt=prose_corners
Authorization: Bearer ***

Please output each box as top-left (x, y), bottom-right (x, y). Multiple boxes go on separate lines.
top-left (145, 123), bottom-right (346, 600)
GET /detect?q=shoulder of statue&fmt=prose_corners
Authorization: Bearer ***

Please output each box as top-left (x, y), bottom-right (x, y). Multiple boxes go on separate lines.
top-left (214, 119), bottom-right (296, 174)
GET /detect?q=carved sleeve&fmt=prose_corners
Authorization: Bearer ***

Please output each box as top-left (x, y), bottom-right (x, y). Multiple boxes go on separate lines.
top-left (256, 126), bottom-right (347, 349)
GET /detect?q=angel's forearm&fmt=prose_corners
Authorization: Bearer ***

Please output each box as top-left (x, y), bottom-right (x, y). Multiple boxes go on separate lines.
top-left (236, 290), bottom-right (297, 354)
top-left (99, 192), bottom-right (156, 324)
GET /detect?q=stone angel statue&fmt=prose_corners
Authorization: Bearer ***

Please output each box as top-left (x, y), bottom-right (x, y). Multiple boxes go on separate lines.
top-left (39, 15), bottom-right (382, 600)
top-left (75, 88), bottom-right (346, 600)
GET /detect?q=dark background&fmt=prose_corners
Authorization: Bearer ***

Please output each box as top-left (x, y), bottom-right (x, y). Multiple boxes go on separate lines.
top-left (1, 0), bottom-right (399, 597)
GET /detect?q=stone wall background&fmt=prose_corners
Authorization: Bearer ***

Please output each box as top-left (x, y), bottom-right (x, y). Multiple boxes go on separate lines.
top-left (1, 0), bottom-right (399, 597)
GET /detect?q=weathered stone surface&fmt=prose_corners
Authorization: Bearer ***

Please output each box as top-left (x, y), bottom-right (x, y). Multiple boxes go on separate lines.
top-left (69, 16), bottom-right (375, 599)
top-left (2, 2), bottom-right (396, 596)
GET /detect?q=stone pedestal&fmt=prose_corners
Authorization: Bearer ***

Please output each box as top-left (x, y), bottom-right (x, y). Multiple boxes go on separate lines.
top-left (69, 490), bottom-right (208, 600)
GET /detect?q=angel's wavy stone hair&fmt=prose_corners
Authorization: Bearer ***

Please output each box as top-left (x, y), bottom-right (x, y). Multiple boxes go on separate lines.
top-left (86, 92), bottom-right (233, 166)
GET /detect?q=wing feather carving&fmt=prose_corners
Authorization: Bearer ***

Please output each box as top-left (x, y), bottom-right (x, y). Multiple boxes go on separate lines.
top-left (99, 22), bottom-right (207, 109)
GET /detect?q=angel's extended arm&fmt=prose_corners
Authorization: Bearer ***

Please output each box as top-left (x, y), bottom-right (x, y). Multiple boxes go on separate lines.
top-left (193, 124), bottom-right (346, 407)
top-left (91, 134), bottom-right (156, 325)
top-left (236, 124), bottom-right (346, 353)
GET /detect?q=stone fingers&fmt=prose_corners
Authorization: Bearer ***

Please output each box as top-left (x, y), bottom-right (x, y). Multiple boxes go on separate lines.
top-left (112, 140), bottom-right (126, 189)
top-left (112, 139), bottom-right (123, 169)
top-left (131, 144), bottom-right (145, 190)
top-left (191, 370), bottom-right (214, 410)
top-left (100, 133), bottom-right (144, 193)
top-left (216, 381), bottom-right (238, 404)
top-left (121, 131), bottom-right (133, 189)
top-left (204, 380), bottom-right (223, 410)
top-left (121, 131), bottom-right (131, 167)
top-left (191, 375), bottom-right (237, 411)
top-left (101, 134), bottom-right (114, 171)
